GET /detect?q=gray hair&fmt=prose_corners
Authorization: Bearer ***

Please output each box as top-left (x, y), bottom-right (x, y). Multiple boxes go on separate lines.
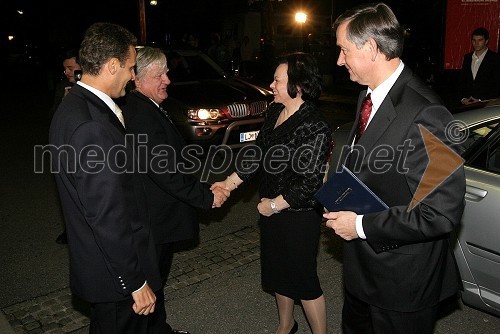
top-left (333, 2), bottom-right (403, 60)
top-left (135, 47), bottom-right (167, 81)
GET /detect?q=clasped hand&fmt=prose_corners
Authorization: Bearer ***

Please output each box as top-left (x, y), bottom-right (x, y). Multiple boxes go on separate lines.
top-left (257, 198), bottom-right (275, 217)
top-left (323, 211), bottom-right (358, 240)
top-left (462, 96), bottom-right (480, 105)
top-left (211, 186), bottom-right (230, 208)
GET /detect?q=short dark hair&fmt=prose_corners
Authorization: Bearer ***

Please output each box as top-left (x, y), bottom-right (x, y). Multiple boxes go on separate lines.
top-left (333, 2), bottom-right (403, 60)
top-left (277, 52), bottom-right (322, 101)
top-left (472, 27), bottom-right (489, 41)
top-left (63, 48), bottom-right (80, 65)
top-left (79, 22), bottom-right (137, 76)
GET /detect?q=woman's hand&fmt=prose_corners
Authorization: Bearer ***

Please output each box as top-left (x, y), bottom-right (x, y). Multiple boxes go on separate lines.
top-left (257, 198), bottom-right (275, 217)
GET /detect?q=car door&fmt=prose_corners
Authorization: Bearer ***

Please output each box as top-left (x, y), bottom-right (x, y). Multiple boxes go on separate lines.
top-left (456, 121), bottom-right (500, 313)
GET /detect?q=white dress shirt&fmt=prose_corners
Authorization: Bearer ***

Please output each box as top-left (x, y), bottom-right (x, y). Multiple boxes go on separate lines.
top-left (355, 61), bottom-right (405, 240)
top-left (471, 49), bottom-right (487, 80)
top-left (77, 81), bottom-right (125, 128)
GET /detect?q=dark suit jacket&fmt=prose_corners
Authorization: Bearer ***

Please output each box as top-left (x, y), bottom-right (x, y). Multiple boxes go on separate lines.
top-left (119, 91), bottom-right (213, 244)
top-left (49, 84), bottom-right (161, 303)
top-left (340, 66), bottom-right (466, 312)
top-left (459, 49), bottom-right (500, 100)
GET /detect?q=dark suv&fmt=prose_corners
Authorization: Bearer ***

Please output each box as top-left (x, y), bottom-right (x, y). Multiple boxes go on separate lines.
top-left (162, 49), bottom-right (273, 150)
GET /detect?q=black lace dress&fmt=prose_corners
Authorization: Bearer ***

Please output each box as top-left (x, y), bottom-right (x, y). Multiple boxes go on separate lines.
top-left (236, 101), bottom-right (332, 300)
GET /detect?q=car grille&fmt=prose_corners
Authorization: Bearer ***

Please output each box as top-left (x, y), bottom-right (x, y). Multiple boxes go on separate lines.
top-left (227, 101), bottom-right (267, 118)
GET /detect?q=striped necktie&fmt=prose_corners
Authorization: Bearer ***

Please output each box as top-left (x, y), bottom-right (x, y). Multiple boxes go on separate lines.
top-left (159, 106), bottom-right (173, 124)
top-left (355, 93), bottom-right (372, 143)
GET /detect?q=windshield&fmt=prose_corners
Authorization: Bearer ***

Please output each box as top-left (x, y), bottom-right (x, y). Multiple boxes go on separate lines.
top-left (167, 52), bottom-right (225, 82)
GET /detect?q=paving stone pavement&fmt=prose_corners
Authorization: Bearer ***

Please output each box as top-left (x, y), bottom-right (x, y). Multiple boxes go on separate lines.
top-left (2, 225), bottom-right (261, 334)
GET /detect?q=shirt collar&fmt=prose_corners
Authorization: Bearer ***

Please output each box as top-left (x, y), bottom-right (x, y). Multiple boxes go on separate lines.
top-left (77, 81), bottom-right (118, 115)
top-left (367, 60), bottom-right (404, 112)
top-left (473, 48), bottom-right (488, 61)
top-left (149, 98), bottom-right (159, 108)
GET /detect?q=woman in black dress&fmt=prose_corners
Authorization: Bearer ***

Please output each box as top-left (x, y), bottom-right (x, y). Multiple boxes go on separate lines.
top-left (212, 53), bottom-right (332, 334)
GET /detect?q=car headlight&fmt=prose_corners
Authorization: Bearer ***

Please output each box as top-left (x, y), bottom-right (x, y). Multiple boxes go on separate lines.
top-left (187, 108), bottom-right (224, 120)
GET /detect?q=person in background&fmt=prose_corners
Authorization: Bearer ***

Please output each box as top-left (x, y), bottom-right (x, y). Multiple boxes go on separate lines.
top-left (239, 35), bottom-right (254, 77)
top-left (207, 33), bottom-right (231, 71)
top-left (212, 52), bottom-right (331, 334)
top-left (51, 49), bottom-right (81, 245)
top-left (459, 27), bottom-right (500, 105)
top-left (49, 49), bottom-right (82, 120)
top-left (325, 3), bottom-right (465, 333)
top-left (50, 22), bottom-right (162, 333)
top-left (119, 46), bottom-right (229, 334)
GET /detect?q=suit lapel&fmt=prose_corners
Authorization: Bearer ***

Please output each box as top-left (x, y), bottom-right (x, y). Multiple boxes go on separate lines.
top-left (357, 98), bottom-right (397, 153)
top-left (132, 90), bottom-right (186, 143)
top-left (354, 66), bottom-right (412, 154)
top-left (475, 50), bottom-right (492, 81)
top-left (74, 85), bottom-right (126, 135)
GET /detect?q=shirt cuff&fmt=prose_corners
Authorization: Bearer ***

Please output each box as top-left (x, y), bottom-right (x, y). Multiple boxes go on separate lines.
top-left (355, 215), bottom-right (366, 239)
top-left (132, 281), bottom-right (147, 295)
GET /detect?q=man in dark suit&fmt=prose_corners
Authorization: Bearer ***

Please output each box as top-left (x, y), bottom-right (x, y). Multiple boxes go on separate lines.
top-left (324, 3), bottom-right (466, 333)
top-left (119, 47), bottom-right (229, 334)
top-left (49, 23), bottom-right (161, 333)
top-left (459, 27), bottom-right (500, 105)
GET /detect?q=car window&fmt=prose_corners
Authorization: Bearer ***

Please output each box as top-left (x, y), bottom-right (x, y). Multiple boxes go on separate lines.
top-left (462, 122), bottom-right (498, 151)
top-left (168, 53), bottom-right (223, 82)
top-left (466, 124), bottom-right (500, 174)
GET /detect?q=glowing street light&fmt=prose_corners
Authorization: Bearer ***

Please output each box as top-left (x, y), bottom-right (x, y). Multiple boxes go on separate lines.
top-left (295, 12), bottom-right (307, 51)
top-left (295, 12), bottom-right (307, 24)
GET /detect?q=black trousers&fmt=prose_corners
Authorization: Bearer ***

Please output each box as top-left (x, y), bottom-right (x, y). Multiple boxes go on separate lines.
top-left (88, 244), bottom-right (176, 334)
top-left (152, 242), bottom-right (176, 333)
top-left (342, 290), bottom-right (438, 334)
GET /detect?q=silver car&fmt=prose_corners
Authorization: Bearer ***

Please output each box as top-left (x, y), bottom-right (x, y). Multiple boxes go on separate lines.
top-left (451, 103), bottom-right (500, 316)
top-left (330, 102), bottom-right (500, 316)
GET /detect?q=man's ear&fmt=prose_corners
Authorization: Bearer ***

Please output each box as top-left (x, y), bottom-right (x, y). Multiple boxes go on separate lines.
top-left (107, 58), bottom-right (119, 75)
top-left (367, 38), bottom-right (379, 62)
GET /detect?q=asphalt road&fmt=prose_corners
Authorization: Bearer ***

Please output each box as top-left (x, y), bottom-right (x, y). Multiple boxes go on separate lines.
top-left (0, 72), bottom-right (499, 333)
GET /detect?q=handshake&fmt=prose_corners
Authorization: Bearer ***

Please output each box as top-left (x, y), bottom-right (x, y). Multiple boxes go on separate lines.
top-left (210, 175), bottom-right (241, 208)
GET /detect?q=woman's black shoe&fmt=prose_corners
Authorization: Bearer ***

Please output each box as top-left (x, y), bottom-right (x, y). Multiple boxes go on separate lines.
top-left (288, 321), bottom-right (298, 334)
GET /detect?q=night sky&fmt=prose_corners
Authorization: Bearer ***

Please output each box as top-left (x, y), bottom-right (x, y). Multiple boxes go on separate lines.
top-left (1, 0), bottom-right (447, 77)
top-left (1, 0), bottom-right (444, 46)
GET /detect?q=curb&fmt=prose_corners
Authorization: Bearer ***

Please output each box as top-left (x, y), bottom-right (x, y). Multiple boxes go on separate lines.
top-left (0, 311), bottom-right (15, 334)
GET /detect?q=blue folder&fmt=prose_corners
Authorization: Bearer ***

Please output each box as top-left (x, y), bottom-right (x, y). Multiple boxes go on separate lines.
top-left (315, 165), bottom-right (388, 214)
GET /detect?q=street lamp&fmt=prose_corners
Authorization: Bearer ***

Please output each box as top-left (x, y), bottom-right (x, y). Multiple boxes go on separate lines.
top-left (295, 12), bottom-right (307, 51)
top-left (295, 12), bottom-right (307, 24)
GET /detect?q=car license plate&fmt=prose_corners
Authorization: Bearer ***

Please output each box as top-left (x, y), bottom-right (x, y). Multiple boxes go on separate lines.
top-left (240, 130), bottom-right (259, 142)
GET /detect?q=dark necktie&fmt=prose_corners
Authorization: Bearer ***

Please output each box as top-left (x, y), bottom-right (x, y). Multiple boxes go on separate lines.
top-left (355, 93), bottom-right (372, 143)
top-left (159, 106), bottom-right (173, 124)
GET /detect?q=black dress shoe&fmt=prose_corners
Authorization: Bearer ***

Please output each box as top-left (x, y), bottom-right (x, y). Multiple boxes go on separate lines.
top-left (288, 321), bottom-right (298, 334)
top-left (55, 231), bottom-right (68, 244)
top-left (172, 330), bottom-right (190, 334)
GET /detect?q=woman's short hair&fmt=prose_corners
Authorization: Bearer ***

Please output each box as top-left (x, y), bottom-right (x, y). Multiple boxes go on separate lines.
top-left (277, 52), bottom-right (322, 101)
top-left (333, 2), bottom-right (403, 60)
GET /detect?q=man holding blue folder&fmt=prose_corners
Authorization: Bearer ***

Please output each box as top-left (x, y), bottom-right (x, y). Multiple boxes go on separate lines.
top-left (323, 3), bottom-right (465, 334)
